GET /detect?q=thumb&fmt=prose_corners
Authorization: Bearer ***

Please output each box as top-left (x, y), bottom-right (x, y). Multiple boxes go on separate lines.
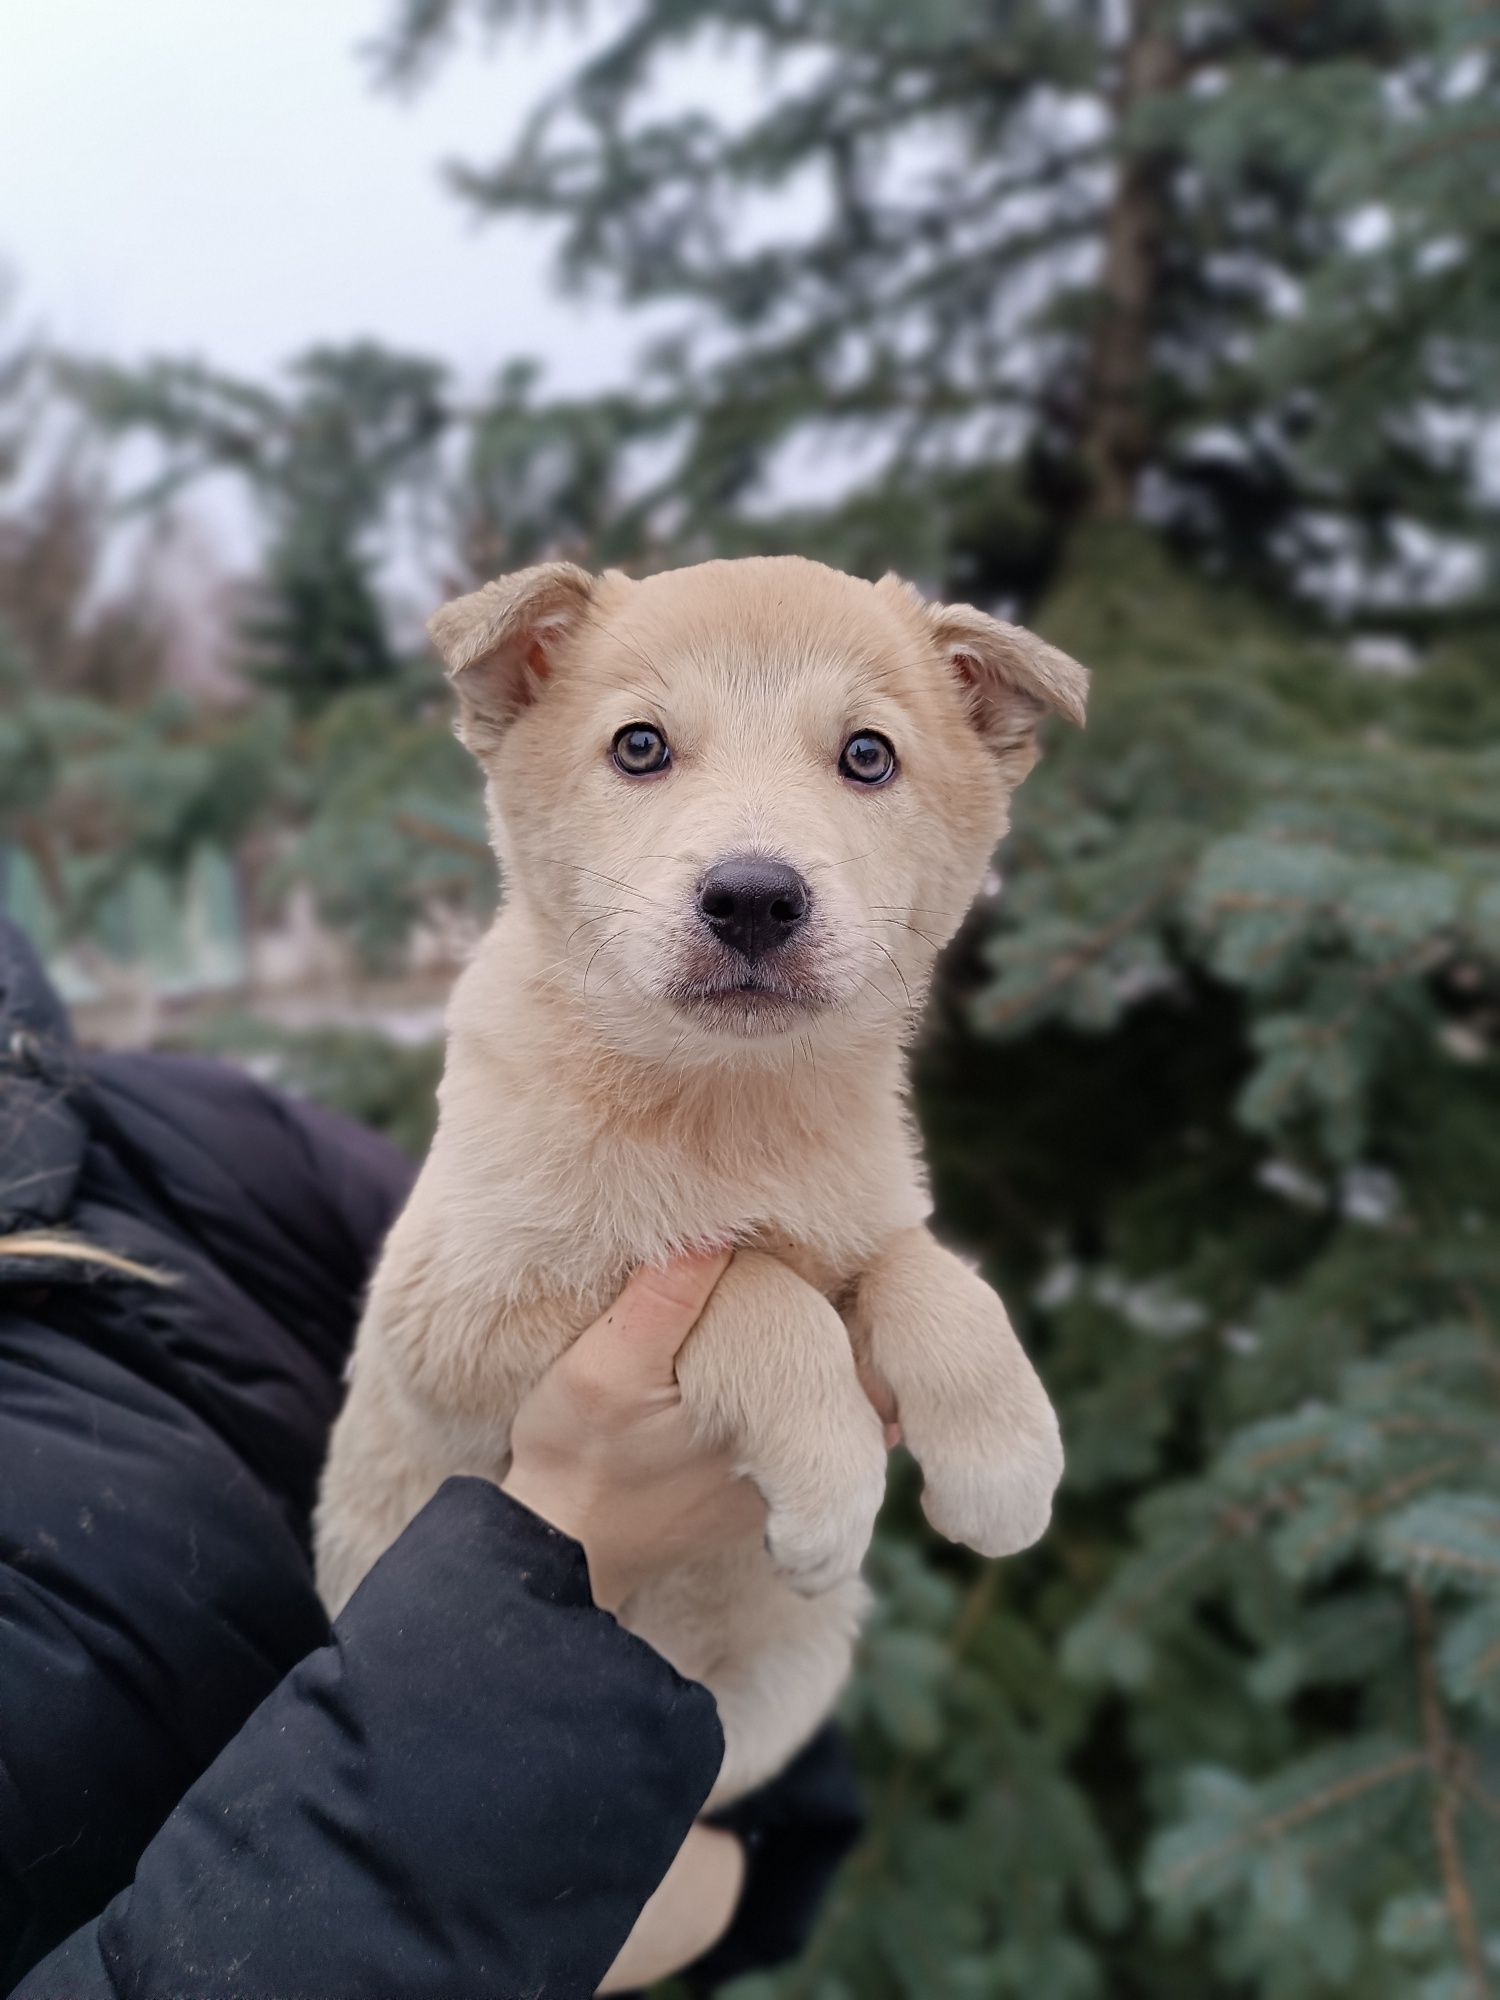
top-left (584, 1248), bottom-right (732, 1391)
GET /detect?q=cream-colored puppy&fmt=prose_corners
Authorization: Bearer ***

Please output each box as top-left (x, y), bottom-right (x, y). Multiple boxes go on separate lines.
top-left (315, 555), bottom-right (1086, 1805)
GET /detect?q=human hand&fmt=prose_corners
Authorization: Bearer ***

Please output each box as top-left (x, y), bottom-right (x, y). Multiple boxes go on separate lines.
top-left (502, 1250), bottom-right (767, 1612)
top-left (596, 1823), bottom-right (746, 1993)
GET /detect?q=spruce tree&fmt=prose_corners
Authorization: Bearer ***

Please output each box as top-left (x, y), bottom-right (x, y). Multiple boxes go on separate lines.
top-left (69, 343), bottom-right (448, 712)
top-left (61, 343), bottom-right (491, 960)
top-left (0, 316), bottom-right (281, 947)
top-left (375, 0), bottom-right (1496, 613)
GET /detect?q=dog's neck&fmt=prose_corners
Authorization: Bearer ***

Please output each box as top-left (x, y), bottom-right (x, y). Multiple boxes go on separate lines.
top-left (457, 900), bottom-right (910, 1142)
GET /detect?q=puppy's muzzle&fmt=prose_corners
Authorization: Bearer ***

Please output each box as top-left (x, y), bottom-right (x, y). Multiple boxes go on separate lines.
top-left (698, 855), bottom-right (810, 963)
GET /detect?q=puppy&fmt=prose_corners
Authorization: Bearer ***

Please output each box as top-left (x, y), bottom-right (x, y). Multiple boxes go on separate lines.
top-left (314, 555), bottom-right (1086, 1806)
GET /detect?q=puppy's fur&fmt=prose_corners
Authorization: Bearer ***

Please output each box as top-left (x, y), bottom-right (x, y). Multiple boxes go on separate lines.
top-left (315, 555), bottom-right (1086, 1805)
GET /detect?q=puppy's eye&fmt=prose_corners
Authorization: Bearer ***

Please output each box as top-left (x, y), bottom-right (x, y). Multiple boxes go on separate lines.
top-left (612, 724), bottom-right (671, 776)
top-left (839, 731), bottom-right (897, 787)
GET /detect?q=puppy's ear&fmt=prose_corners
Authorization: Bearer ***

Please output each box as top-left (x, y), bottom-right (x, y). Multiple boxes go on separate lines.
top-left (427, 562), bottom-right (596, 755)
top-left (885, 577), bottom-right (1088, 779)
top-left (930, 600), bottom-right (1089, 777)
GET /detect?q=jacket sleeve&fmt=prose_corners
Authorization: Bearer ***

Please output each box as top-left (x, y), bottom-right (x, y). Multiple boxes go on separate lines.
top-left (10, 1480), bottom-right (725, 2000)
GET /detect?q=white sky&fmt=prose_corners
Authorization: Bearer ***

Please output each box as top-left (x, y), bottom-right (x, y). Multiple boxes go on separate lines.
top-left (0, 4), bottom-right (870, 599)
top-left (1, 0), bottom-right (626, 389)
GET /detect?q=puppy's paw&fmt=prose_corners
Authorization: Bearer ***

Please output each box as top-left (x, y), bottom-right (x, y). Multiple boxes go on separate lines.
top-left (854, 1236), bottom-right (1064, 1560)
top-left (765, 1492), bottom-right (877, 1597)
top-left (761, 1429), bottom-right (888, 1596)
top-left (918, 1408), bottom-right (1064, 1559)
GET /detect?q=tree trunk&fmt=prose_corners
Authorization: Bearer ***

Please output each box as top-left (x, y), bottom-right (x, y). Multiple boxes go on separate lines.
top-left (1082, 0), bottom-right (1181, 521)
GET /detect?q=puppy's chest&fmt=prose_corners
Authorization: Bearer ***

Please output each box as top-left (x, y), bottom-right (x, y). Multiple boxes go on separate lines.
top-left (525, 1115), bottom-right (912, 1298)
top-left (619, 1149), bottom-right (876, 1287)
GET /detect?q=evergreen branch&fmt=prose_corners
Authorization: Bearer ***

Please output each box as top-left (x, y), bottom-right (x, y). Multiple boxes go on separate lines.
top-left (1102, 1497), bottom-right (1277, 1635)
top-left (1232, 1414), bottom-right (1489, 1490)
top-left (1155, 1748), bottom-right (1429, 1895)
top-left (1458, 1770), bottom-right (1500, 1829)
top-left (1114, 1527), bottom-right (1230, 1625)
top-left (1458, 1628), bottom-right (1500, 1714)
top-left (1384, 1531), bottom-right (1500, 1587)
top-left (1232, 1428), bottom-right (1337, 1478)
top-left (1380, 1347), bottom-right (1500, 1390)
top-left (1394, 123), bottom-right (1500, 177)
top-left (1302, 1454), bottom-right (1476, 1569)
top-left (979, 872), bottom-right (1189, 1029)
top-left (1409, 1584), bottom-right (1489, 1998)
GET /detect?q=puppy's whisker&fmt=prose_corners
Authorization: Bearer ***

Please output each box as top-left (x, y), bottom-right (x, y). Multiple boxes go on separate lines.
top-left (586, 967), bottom-right (634, 1002)
top-left (869, 939), bottom-right (915, 1012)
top-left (554, 860), bottom-right (667, 908)
top-left (566, 908), bottom-right (630, 949)
top-left (869, 916), bottom-right (946, 954)
top-left (645, 1025), bottom-right (691, 1085)
top-left (847, 920), bottom-right (938, 961)
top-left (806, 850), bottom-right (874, 875)
top-left (799, 1032), bottom-right (819, 1095)
top-left (851, 973), bottom-right (903, 1016)
top-left (580, 930), bottom-right (629, 998)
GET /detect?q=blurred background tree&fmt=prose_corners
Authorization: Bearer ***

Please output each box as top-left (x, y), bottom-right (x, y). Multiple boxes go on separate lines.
top-left (5, 1), bottom-right (1500, 1992)
top-left (0, 307), bottom-right (284, 963)
top-left (68, 343), bottom-right (450, 710)
top-left (376, 0), bottom-right (1500, 614)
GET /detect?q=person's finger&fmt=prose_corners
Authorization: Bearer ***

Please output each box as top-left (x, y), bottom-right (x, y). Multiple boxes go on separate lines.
top-left (584, 1248), bottom-right (733, 1389)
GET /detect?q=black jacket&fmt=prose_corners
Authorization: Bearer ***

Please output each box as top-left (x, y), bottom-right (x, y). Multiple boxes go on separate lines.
top-left (0, 919), bottom-right (859, 1998)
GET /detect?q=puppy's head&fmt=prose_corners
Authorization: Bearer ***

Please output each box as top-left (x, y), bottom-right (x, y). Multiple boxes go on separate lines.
top-left (430, 556), bottom-right (1086, 1061)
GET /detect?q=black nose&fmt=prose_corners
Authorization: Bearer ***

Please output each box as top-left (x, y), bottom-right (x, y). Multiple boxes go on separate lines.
top-left (698, 856), bottom-right (810, 961)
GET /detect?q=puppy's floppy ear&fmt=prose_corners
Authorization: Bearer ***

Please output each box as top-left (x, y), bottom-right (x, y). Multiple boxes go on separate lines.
top-left (428, 561), bottom-right (596, 755)
top-left (930, 599), bottom-right (1089, 774)
top-left (885, 576), bottom-right (1088, 778)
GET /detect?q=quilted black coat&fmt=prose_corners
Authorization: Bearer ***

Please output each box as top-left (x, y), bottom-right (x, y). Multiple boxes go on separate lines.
top-left (0, 918), bottom-right (859, 1998)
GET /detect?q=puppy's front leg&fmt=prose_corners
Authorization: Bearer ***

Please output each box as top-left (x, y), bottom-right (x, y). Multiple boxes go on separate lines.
top-left (849, 1228), bottom-right (1063, 1558)
top-left (675, 1250), bottom-right (887, 1595)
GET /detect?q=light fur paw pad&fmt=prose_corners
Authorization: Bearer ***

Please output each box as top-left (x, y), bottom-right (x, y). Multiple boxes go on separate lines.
top-left (919, 1433), bottom-right (1063, 1558)
top-left (763, 1469), bottom-right (886, 1596)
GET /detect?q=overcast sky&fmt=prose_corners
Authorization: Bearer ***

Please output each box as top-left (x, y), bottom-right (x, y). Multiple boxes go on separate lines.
top-left (1, 0), bottom-right (627, 389)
